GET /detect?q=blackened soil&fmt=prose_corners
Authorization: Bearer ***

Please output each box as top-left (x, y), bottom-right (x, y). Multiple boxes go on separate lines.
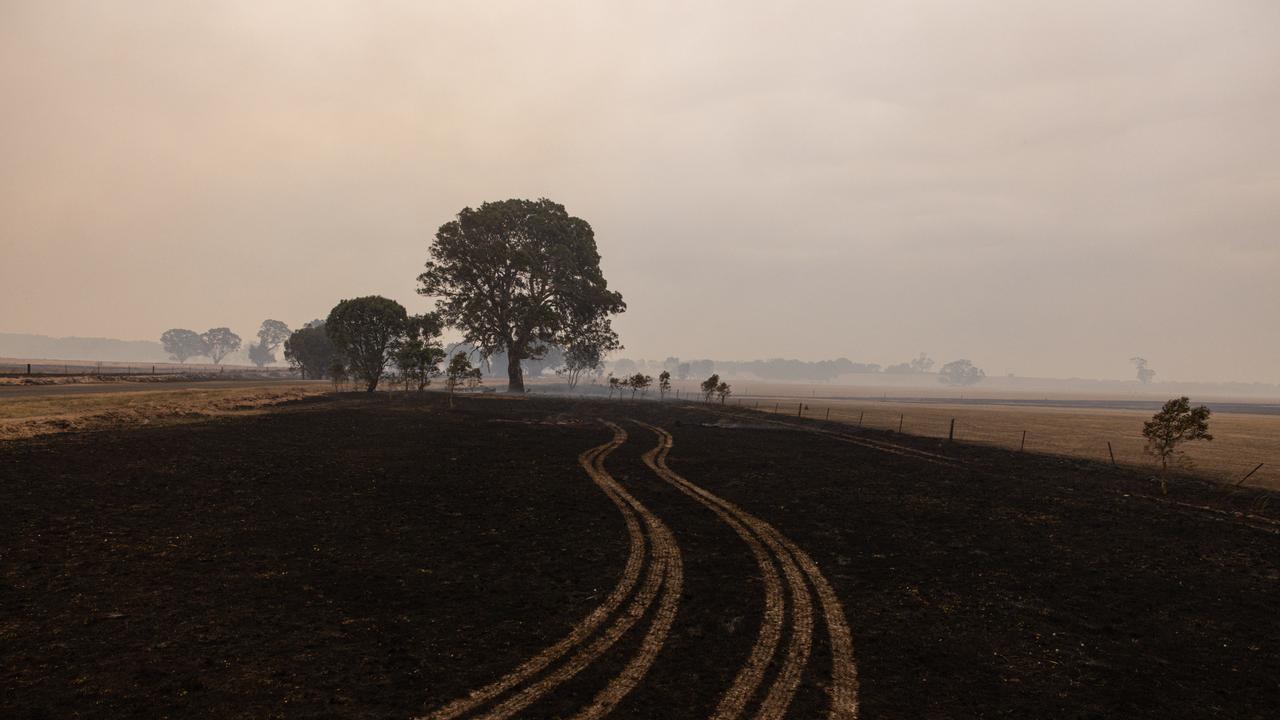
top-left (2, 394), bottom-right (1278, 719)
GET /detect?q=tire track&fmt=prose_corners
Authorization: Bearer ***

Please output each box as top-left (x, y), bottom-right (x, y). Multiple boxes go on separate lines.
top-left (637, 421), bottom-right (858, 720)
top-left (422, 423), bottom-right (681, 720)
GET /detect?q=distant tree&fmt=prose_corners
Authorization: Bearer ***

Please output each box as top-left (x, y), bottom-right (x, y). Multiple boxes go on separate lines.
top-left (257, 320), bottom-right (291, 351)
top-left (628, 373), bottom-right (652, 399)
top-left (329, 360), bottom-right (348, 391)
top-left (445, 352), bottom-right (482, 407)
top-left (658, 370), bottom-right (671, 400)
top-left (701, 373), bottom-right (721, 401)
top-left (284, 324), bottom-right (341, 379)
top-left (417, 198), bottom-right (626, 393)
top-left (248, 342), bottom-right (275, 367)
top-left (556, 320), bottom-right (621, 390)
top-left (201, 328), bottom-right (242, 364)
top-left (938, 359), bottom-right (985, 386)
top-left (614, 358), bottom-right (638, 375)
top-left (1131, 356), bottom-right (1156, 384)
top-left (160, 328), bottom-right (207, 363)
top-left (677, 362), bottom-right (691, 381)
top-left (885, 352), bottom-right (934, 374)
top-left (1143, 397), bottom-right (1213, 491)
top-left (394, 313), bottom-right (446, 391)
top-left (325, 296), bottom-right (408, 392)
top-left (608, 375), bottom-right (622, 399)
top-left (715, 381), bottom-right (732, 404)
top-left (663, 357), bottom-right (681, 374)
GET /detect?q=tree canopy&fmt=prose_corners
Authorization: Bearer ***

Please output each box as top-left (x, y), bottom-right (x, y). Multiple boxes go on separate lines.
top-left (418, 198), bottom-right (625, 393)
top-left (394, 313), bottom-right (446, 391)
top-left (284, 324), bottom-right (341, 379)
top-left (325, 296), bottom-right (408, 392)
top-left (160, 328), bottom-right (206, 363)
top-left (1143, 396), bottom-right (1212, 485)
top-left (201, 327), bottom-right (242, 364)
top-left (937, 359), bottom-right (985, 386)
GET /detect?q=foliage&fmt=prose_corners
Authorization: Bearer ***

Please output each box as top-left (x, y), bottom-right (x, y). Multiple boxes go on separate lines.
top-left (247, 342), bottom-right (275, 367)
top-left (394, 313), bottom-right (446, 391)
top-left (160, 328), bottom-right (207, 363)
top-left (937, 359), bottom-right (985, 386)
top-left (257, 320), bottom-right (292, 351)
top-left (418, 198), bottom-right (625, 393)
top-left (325, 296), bottom-right (408, 392)
top-left (700, 373), bottom-right (721, 401)
top-left (201, 327), bottom-right (242, 364)
top-left (284, 324), bottom-right (341, 379)
top-left (328, 359), bottom-right (348, 391)
top-left (1131, 357), bottom-right (1156, 384)
top-left (677, 362), bottom-right (690, 381)
top-left (445, 352), bottom-right (483, 405)
top-left (607, 375), bottom-right (622, 398)
top-left (628, 373), bottom-right (652, 398)
top-left (1143, 397), bottom-right (1213, 487)
top-left (885, 353), bottom-right (934, 374)
top-left (658, 370), bottom-right (671, 399)
top-left (715, 381), bottom-right (732, 404)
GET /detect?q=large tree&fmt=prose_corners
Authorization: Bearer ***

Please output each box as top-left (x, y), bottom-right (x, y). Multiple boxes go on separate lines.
top-left (160, 328), bottom-right (207, 363)
top-left (201, 327), bottom-right (242, 364)
top-left (325, 296), bottom-right (407, 392)
top-left (418, 198), bottom-right (626, 393)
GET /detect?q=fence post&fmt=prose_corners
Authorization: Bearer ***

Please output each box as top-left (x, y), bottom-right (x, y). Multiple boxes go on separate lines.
top-left (898, 414), bottom-right (904, 433)
top-left (797, 403), bottom-right (803, 417)
top-left (1107, 442), bottom-right (1116, 466)
top-left (774, 403), bottom-right (779, 413)
top-left (1020, 430), bottom-right (1026, 452)
top-left (858, 411), bottom-right (864, 427)
top-left (1238, 463), bottom-right (1265, 486)
top-left (948, 418), bottom-right (955, 442)
top-left (26, 363), bottom-right (31, 375)
top-left (825, 407), bottom-right (830, 420)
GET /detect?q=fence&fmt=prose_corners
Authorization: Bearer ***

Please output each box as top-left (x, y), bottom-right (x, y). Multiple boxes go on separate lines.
top-left (655, 389), bottom-right (1279, 490)
top-left (0, 360), bottom-right (292, 377)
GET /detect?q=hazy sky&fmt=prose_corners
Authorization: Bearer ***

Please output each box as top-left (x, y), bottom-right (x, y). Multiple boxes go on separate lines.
top-left (2, 1), bottom-right (1277, 381)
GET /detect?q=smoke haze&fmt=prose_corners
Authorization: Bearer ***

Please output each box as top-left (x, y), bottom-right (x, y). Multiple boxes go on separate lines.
top-left (2, 1), bottom-right (1277, 381)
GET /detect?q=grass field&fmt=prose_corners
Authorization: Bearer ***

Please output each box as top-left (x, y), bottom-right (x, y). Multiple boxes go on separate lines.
top-left (564, 378), bottom-right (1280, 489)
top-left (0, 381), bottom-right (328, 440)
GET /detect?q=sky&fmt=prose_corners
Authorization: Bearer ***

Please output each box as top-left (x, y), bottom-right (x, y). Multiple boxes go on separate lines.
top-left (1, 1), bottom-right (1277, 382)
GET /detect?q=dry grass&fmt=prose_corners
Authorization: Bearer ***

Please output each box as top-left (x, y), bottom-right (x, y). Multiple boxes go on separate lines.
top-left (0, 383), bottom-right (329, 440)
top-left (742, 398), bottom-right (1280, 490)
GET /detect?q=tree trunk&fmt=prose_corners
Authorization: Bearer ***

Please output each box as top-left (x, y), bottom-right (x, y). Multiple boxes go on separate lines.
top-left (507, 352), bottom-right (525, 393)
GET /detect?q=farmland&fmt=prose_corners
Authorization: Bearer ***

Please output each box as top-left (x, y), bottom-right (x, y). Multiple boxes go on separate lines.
top-left (3, 392), bottom-right (1278, 718)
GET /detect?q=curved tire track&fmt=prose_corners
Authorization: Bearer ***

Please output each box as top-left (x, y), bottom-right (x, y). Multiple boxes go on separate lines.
top-left (635, 421), bottom-right (859, 720)
top-left (422, 422), bottom-right (683, 720)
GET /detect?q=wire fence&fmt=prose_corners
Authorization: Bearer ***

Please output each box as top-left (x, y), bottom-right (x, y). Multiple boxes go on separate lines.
top-left (0, 360), bottom-right (292, 377)
top-left (664, 390), bottom-right (1279, 490)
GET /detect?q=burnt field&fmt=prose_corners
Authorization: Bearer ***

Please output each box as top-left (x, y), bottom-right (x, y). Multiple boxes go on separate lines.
top-left (2, 394), bottom-right (1278, 719)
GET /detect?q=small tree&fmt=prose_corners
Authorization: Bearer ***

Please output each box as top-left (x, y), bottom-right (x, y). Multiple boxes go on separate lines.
top-left (160, 328), bottom-right (207, 363)
top-left (394, 313), bottom-right (446, 391)
top-left (329, 360), bottom-right (348, 391)
top-left (1143, 396), bottom-right (1213, 492)
top-left (284, 324), bottom-right (341, 379)
top-left (658, 370), bottom-right (671, 400)
top-left (325, 296), bottom-right (408, 392)
top-left (629, 373), bottom-right (652, 399)
top-left (715, 381), bottom-right (732, 404)
top-left (938, 359), bottom-right (985, 386)
top-left (445, 352), bottom-right (482, 407)
top-left (701, 373), bottom-right (720, 402)
top-left (608, 375), bottom-right (621, 399)
top-left (201, 327), bottom-right (242, 364)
